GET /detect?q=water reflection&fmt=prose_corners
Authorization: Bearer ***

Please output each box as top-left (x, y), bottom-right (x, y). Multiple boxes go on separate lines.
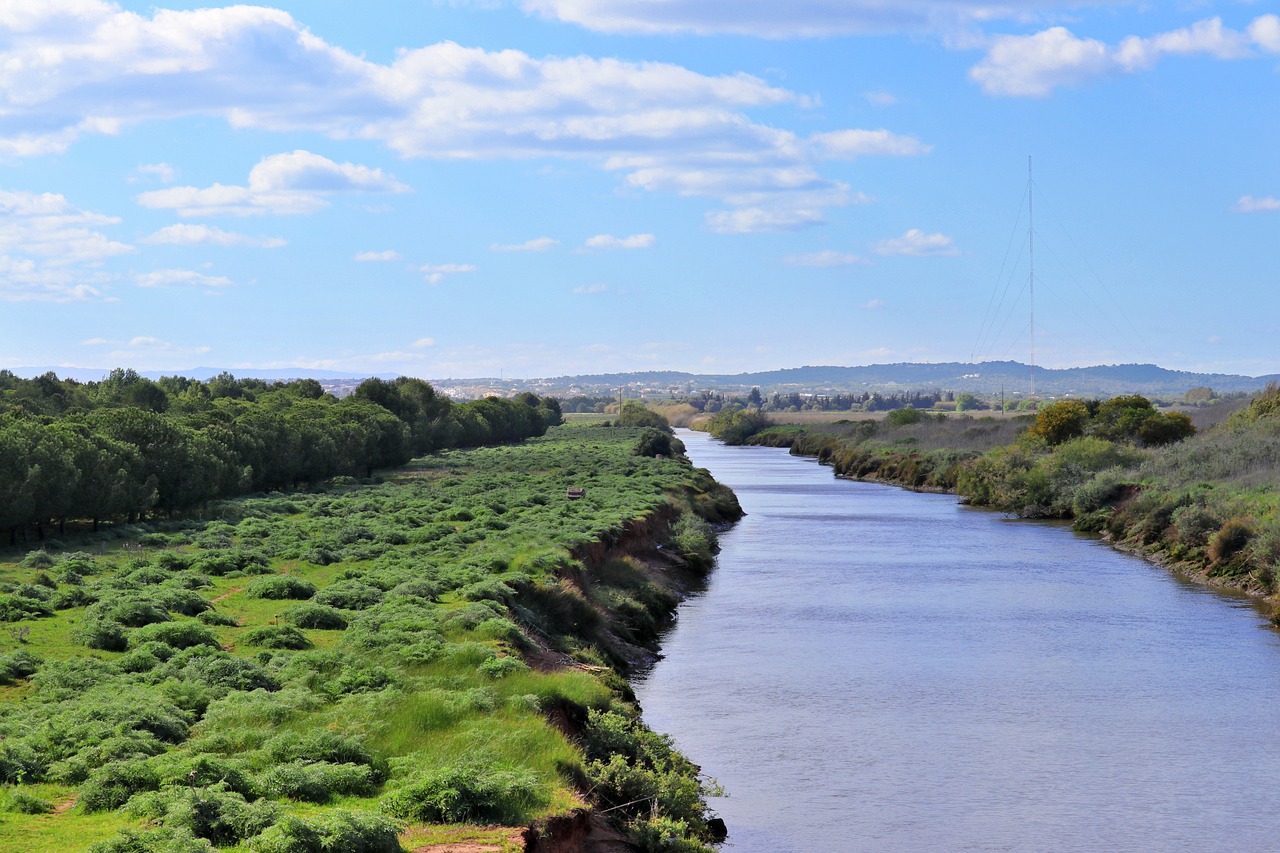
top-left (633, 431), bottom-right (1280, 853)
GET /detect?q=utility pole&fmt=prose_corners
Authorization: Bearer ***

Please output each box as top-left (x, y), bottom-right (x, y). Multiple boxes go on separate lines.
top-left (1028, 155), bottom-right (1036, 400)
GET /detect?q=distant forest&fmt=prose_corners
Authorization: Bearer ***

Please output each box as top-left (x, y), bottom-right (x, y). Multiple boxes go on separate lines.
top-left (0, 370), bottom-right (561, 542)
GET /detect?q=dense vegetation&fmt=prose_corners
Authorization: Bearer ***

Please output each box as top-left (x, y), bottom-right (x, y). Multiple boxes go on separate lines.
top-left (706, 388), bottom-right (1280, 599)
top-left (0, 370), bottom-right (560, 543)
top-left (0, 421), bottom-right (740, 852)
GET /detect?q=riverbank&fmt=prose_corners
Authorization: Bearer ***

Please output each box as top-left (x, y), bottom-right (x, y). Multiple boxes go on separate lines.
top-left (638, 428), bottom-right (1280, 853)
top-left (0, 425), bottom-right (741, 853)
top-left (719, 396), bottom-right (1280, 613)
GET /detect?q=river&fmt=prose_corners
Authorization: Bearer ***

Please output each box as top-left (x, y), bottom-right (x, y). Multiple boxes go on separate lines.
top-left (632, 430), bottom-right (1280, 852)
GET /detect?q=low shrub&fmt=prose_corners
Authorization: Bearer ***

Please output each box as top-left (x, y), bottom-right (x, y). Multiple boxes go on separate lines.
top-left (247, 811), bottom-right (401, 853)
top-left (131, 620), bottom-right (220, 651)
top-left (257, 761), bottom-right (376, 803)
top-left (0, 649), bottom-right (41, 684)
top-left (313, 581), bottom-right (383, 611)
top-left (72, 618), bottom-right (129, 652)
top-left (381, 761), bottom-right (543, 824)
top-left (163, 783), bottom-right (279, 846)
top-left (80, 759), bottom-right (161, 812)
top-left (283, 604), bottom-right (348, 630)
top-left (241, 625), bottom-right (312, 650)
top-left (245, 576), bottom-right (316, 601)
top-left (88, 827), bottom-right (215, 853)
top-left (1, 788), bottom-right (54, 814)
top-left (197, 609), bottom-right (240, 627)
top-left (478, 655), bottom-right (530, 679)
top-left (1209, 517), bottom-right (1254, 564)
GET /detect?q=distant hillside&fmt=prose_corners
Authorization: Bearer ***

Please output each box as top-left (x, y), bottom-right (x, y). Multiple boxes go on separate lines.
top-left (536, 362), bottom-right (1280, 399)
top-left (10, 361), bottom-right (1278, 400)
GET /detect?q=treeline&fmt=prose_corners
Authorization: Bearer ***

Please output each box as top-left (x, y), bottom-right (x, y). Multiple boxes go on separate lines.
top-left (728, 389), bottom-right (1280, 598)
top-left (0, 370), bottom-right (561, 542)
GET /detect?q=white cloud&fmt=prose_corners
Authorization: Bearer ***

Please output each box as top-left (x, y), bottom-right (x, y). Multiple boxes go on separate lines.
top-left (784, 250), bottom-right (868, 267)
top-left (355, 250), bottom-right (403, 262)
top-left (248, 150), bottom-right (408, 194)
top-left (134, 162), bottom-right (177, 184)
top-left (862, 298), bottom-right (886, 309)
top-left (135, 269), bottom-right (234, 288)
top-left (142, 224), bottom-right (285, 247)
top-left (705, 206), bottom-right (826, 234)
top-left (411, 337), bottom-right (436, 348)
top-left (420, 263), bottom-right (476, 284)
top-left (583, 233), bottom-right (655, 250)
top-left (0, 189), bottom-right (130, 302)
top-left (491, 237), bottom-right (559, 252)
top-left (0, 5), bottom-right (925, 232)
top-left (971, 15), bottom-right (1280, 97)
top-left (1233, 195), bottom-right (1280, 213)
top-left (82, 334), bottom-right (212, 360)
top-left (572, 283), bottom-right (613, 295)
top-left (517, 0), bottom-right (1097, 38)
top-left (1250, 15), bottom-right (1280, 53)
top-left (136, 151), bottom-right (408, 217)
top-left (872, 228), bottom-right (958, 256)
top-left (809, 129), bottom-right (932, 160)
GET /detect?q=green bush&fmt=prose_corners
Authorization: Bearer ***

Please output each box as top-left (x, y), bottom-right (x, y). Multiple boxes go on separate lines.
top-left (258, 761), bottom-right (376, 803)
top-left (72, 618), bottom-right (129, 652)
top-left (245, 576), bottom-right (317, 601)
top-left (80, 759), bottom-right (161, 812)
top-left (0, 649), bottom-right (41, 684)
top-left (0, 594), bottom-right (54, 622)
top-left (248, 811), bottom-right (401, 853)
top-left (197, 609), bottom-right (241, 627)
top-left (478, 655), bottom-right (530, 679)
top-left (163, 783), bottom-right (279, 846)
top-left (241, 625), bottom-right (312, 650)
top-left (1, 788), bottom-right (54, 814)
top-left (313, 581), bottom-right (384, 611)
top-left (131, 620), bottom-right (220, 651)
top-left (88, 827), bottom-right (216, 853)
top-left (381, 761), bottom-right (544, 824)
top-left (283, 604), bottom-right (348, 630)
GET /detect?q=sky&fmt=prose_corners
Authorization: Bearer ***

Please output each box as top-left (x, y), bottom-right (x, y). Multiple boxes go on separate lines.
top-left (1, 0), bottom-right (1278, 380)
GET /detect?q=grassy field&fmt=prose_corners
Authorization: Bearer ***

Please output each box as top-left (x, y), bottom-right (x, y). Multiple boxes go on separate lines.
top-left (0, 424), bottom-right (737, 852)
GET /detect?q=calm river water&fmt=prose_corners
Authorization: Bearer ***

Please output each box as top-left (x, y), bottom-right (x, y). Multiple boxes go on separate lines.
top-left (632, 430), bottom-right (1280, 852)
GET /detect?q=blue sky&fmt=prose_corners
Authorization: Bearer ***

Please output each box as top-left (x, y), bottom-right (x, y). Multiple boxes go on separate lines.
top-left (1, 0), bottom-right (1277, 379)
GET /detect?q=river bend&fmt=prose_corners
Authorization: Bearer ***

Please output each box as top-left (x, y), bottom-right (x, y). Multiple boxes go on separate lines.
top-left (633, 430), bottom-right (1280, 853)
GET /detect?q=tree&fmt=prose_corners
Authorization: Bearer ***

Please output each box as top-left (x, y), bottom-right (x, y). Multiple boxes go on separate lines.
top-left (1028, 400), bottom-right (1090, 445)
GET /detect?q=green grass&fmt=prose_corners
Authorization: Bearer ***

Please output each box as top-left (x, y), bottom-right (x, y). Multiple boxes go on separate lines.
top-left (0, 424), bottom-right (730, 852)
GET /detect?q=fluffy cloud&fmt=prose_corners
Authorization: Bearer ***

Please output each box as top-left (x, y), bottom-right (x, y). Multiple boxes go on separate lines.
top-left (583, 233), bottom-right (655, 250)
top-left (137, 151), bottom-right (408, 217)
top-left (135, 269), bottom-right (234, 288)
top-left (142, 224), bottom-right (286, 247)
top-left (83, 334), bottom-right (212, 361)
top-left (872, 228), bottom-right (958, 256)
top-left (572, 283), bottom-right (614, 295)
top-left (518, 0), bottom-right (1106, 38)
top-left (420, 263), bottom-right (476, 284)
top-left (354, 250), bottom-right (403, 262)
top-left (134, 162), bottom-right (177, 184)
top-left (0, 188), bottom-right (131, 302)
top-left (809, 129), bottom-right (932, 160)
top-left (491, 237), bottom-right (559, 252)
top-left (0, 5), bottom-right (928, 231)
top-left (971, 15), bottom-right (1280, 96)
top-left (1234, 195), bottom-right (1280, 213)
top-left (705, 206), bottom-right (825, 234)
